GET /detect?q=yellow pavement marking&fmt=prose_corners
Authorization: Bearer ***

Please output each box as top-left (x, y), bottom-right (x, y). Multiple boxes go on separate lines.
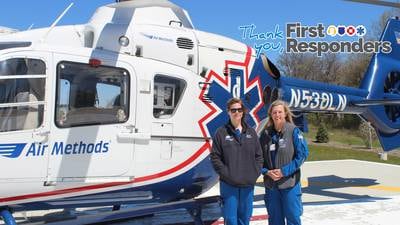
top-left (357, 185), bottom-right (400, 192)
top-left (301, 180), bottom-right (309, 188)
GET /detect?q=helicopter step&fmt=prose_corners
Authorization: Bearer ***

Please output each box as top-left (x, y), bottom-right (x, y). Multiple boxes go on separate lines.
top-left (19, 195), bottom-right (220, 225)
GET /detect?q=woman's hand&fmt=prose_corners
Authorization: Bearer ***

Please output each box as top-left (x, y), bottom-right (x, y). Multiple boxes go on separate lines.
top-left (267, 169), bottom-right (283, 181)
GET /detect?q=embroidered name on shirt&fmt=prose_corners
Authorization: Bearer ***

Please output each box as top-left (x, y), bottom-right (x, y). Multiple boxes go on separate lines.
top-left (279, 138), bottom-right (287, 148)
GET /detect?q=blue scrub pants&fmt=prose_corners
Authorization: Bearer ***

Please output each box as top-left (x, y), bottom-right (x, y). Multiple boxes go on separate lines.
top-left (264, 182), bottom-right (303, 225)
top-left (220, 181), bottom-right (254, 225)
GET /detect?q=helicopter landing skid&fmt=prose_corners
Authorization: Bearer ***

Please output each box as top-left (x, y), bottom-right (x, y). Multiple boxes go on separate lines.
top-left (22, 195), bottom-right (220, 225)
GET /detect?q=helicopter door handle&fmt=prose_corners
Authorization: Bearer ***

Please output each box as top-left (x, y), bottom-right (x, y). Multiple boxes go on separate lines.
top-left (117, 125), bottom-right (150, 141)
top-left (33, 130), bottom-right (50, 143)
top-left (35, 130), bottom-right (50, 136)
top-left (117, 132), bottom-right (150, 141)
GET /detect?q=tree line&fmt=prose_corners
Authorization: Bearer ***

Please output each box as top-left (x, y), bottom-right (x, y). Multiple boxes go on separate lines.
top-left (275, 10), bottom-right (398, 147)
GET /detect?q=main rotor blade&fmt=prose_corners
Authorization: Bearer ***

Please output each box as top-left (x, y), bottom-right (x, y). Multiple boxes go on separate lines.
top-left (344, 0), bottom-right (400, 8)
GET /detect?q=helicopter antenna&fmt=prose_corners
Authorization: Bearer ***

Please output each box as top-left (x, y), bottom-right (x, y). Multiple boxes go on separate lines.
top-left (40, 2), bottom-right (74, 42)
top-left (344, 0), bottom-right (400, 8)
top-left (27, 23), bottom-right (34, 30)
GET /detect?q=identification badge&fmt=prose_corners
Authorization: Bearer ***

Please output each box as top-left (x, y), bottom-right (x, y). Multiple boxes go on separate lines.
top-left (270, 144), bottom-right (276, 151)
top-left (279, 138), bottom-right (286, 148)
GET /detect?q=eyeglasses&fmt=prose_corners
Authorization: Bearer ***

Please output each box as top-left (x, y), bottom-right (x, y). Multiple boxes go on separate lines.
top-left (229, 108), bottom-right (243, 113)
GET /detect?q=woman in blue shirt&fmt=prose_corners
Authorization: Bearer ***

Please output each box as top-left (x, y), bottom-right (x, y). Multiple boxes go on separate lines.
top-left (259, 100), bottom-right (309, 225)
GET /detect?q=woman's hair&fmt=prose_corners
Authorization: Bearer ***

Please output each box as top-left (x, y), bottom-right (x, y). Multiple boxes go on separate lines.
top-left (266, 100), bottom-right (294, 128)
top-left (226, 97), bottom-right (247, 124)
top-left (226, 98), bottom-right (245, 111)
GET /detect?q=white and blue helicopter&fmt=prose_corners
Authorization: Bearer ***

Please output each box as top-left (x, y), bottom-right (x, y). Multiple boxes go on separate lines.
top-left (0, 0), bottom-right (399, 224)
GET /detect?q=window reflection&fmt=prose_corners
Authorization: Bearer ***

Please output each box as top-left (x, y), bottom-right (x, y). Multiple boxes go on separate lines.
top-left (153, 75), bottom-right (186, 118)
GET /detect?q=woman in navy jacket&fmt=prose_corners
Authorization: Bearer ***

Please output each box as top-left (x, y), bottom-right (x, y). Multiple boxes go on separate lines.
top-left (210, 98), bottom-right (263, 225)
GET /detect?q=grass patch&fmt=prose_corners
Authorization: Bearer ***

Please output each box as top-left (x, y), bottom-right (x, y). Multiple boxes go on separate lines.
top-left (305, 124), bottom-right (381, 148)
top-left (308, 144), bottom-right (400, 165)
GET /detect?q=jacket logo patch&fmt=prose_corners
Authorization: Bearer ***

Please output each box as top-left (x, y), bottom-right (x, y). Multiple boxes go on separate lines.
top-left (246, 134), bottom-right (252, 138)
top-left (225, 135), bottom-right (234, 141)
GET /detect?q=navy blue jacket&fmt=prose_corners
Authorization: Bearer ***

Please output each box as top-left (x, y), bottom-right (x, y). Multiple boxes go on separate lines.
top-left (210, 121), bottom-right (263, 187)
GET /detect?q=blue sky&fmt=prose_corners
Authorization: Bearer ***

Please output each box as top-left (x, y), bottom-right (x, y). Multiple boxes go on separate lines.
top-left (0, 0), bottom-right (391, 61)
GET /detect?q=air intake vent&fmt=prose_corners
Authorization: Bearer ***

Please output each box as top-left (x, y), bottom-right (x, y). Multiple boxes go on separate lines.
top-left (176, 37), bottom-right (194, 50)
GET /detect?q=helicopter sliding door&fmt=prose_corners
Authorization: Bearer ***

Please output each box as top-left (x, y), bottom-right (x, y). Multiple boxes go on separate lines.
top-left (47, 53), bottom-right (135, 183)
top-left (0, 52), bottom-right (51, 182)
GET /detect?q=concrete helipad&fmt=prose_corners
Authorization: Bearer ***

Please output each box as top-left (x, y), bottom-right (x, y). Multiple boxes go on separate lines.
top-left (2, 159), bottom-right (400, 224)
top-left (194, 159), bottom-right (400, 225)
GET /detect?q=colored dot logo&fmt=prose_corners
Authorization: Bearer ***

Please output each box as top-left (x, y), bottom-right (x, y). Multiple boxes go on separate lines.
top-left (356, 25), bottom-right (366, 36)
top-left (338, 26), bottom-right (346, 36)
top-left (326, 25), bottom-right (337, 36)
top-left (346, 26), bottom-right (356, 36)
top-left (325, 25), bottom-right (366, 37)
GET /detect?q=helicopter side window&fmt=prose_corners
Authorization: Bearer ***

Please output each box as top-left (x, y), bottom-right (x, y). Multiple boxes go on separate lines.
top-left (0, 58), bottom-right (46, 132)
top-left (56, 61), bottom-right (130, 128)
top-left (153, 75), bottom-right (186, 118)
